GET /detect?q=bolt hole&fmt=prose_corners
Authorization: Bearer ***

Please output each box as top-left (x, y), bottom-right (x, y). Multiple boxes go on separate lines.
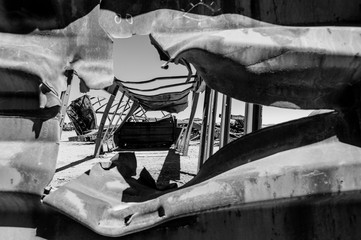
top-left (124, 214), bottom-right (133, 226)
top-left (158, 207), bottom-right (165, 217)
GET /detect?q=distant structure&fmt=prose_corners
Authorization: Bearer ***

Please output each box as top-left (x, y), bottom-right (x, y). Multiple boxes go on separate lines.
top-left (62, 122), bottom-right (75, 131)
top-left (66, 95), bottom-right (97, 136)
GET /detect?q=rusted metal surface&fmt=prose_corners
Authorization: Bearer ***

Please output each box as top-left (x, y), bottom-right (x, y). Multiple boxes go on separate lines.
top-left (0, 116), bottom-right (59, 195)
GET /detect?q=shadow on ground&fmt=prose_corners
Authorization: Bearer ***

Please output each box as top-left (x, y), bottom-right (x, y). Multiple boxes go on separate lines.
top-left (157, 149), bottom-right (180, 184)
top-left (55, 156), bottom-right (94, 173)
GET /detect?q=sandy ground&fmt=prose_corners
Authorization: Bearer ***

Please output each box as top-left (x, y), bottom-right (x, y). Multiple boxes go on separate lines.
top-left (49, 131), bottom-right (204, 189)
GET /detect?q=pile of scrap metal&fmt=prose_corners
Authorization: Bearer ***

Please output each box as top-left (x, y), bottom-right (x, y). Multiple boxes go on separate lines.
top-left (66, 95), bottom-right (98, 136)
top-left (222, 114), bottom-right (245, 140)
top-left (1, 0), bottom-right (361, 240)
top-left (178, 114), bottom-right (244, 143)
top-left (177, 118), bottom-right (202, 141)
top-left (65, 92), bottom-right (183, 150)
top-left (229, 115), bottom-right (244, 138)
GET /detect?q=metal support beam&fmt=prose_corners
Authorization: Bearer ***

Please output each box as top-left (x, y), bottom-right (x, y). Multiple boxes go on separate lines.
top-left (112, 101), bottom-right (140, 137)
top-left (244, 103), bottom-right (262, 134)
top-left (220, 95), bottom-right (232, 148)
top-left (94, 84), bottom-right (119, 157)
top-left (175, 127), bottom-right (186, 151)
top-left (198, 86), bottom-right (211, 171)
top-left (180, 91), bottom-right (200, 156)
top-left (108, 98), bottom-right (130, 137)
top-left (59, 70), bottom-right (73, 135)
top-left (207, 90), bottom-right (218, 158)
top-left (198, 88), bottom-right (218, 171)
top-left (98, 92), bottom-right (126, 153)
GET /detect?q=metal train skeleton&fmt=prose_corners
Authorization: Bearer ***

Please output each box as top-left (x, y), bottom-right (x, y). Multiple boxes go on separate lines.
top-left (1, 0), bottom-right (361, 239)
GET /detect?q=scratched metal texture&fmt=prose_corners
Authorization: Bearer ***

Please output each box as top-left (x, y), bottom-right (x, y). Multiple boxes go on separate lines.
top-left (0, 6), bottom-right (114, 110)
top-left (98, 2), bottom-right (361, 110)
top-left (0, 116), bottom-right (60, 195)
top-left (0, 1), bottom-right (361, 238)
top-left (106, 11), bottom-right (361, 110)
top-left (44, 111), bottom-right (361, 237)
top-left (3, 191), bottom-right (361, 239)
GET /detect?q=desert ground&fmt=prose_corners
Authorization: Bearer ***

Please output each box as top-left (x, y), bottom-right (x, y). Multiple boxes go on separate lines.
top-left (49, 131), bottom-right (218, 189)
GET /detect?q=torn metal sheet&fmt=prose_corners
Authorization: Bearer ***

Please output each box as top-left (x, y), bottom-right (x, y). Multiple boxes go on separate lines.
top-left (44, 110), bottom-right (361, 237)
top-left (44, 134), bottom-right (361, 237)
top-left (100, 4), bottom-right (361, 110)
top-left (152, 26), bottom-right (361, 110)
top-left (1, 0), bottom-right (360, 35)
top-left (114, 77), bottom-right (194, 113)
top-left (99, 0), bottom-right (361, 39)
top-left (0, 0), bottom-right (99, 34)
top-left (4, 191), bottom-right (361, 239)
top-left (1, 1), bottom-right (359, 114)
top-left (132, 88), bottom-right (190, 113)
top-left (0, 1), bottom-right (361, 238)
top-left (0, 6), bottom-right (113, 109)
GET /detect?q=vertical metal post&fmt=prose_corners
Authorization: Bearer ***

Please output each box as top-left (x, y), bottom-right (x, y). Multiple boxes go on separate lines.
top-left (98, 92), bottom-right (125, 151)
top-left (245, 103), bottom-right (262, 134)
top-left (198, 86), bottom-right (211, 171)
top-left (181, 91), bottom-right (200, 156)
top-left (59, 70), bottom-right (73, 135)
top-left (94, 84), bottom-right (119, 157)
top-left (207, 90), bottom-right (218, 158)
top-left (108, 98), bottom-right (130, 137)
top-left (220, 95), bottom-right (232, 148)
